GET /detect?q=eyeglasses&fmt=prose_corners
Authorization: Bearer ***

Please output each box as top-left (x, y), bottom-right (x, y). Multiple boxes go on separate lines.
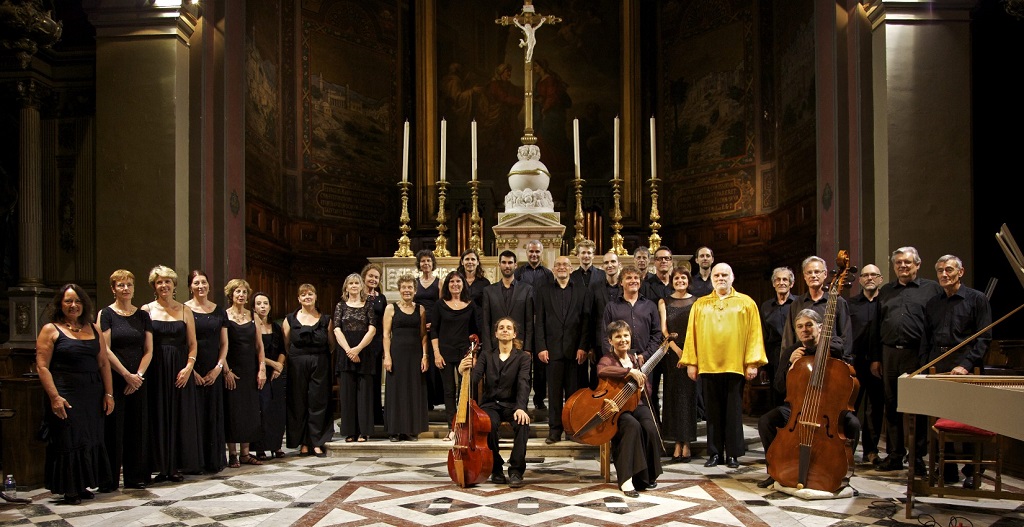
top-left (860, 273), bottom-right (881, 278)
top-left (804, 269), bottom-right (826, 276)
top-left (654, 256), bottom-right (673, 261)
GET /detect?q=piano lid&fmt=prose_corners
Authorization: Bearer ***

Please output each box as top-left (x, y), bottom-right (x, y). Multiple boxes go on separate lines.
top-left (898, 373), bottom-right (1024, 441)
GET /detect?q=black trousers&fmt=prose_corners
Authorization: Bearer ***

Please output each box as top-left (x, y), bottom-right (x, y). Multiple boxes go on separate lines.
top-left (882, 345), bottom-right (926, 460)
top-left (854, 363), bottom-right (886, 456)
top-left (546, 357), bottom-right (580, 437)
top-left (286, 353), bottom-right (334, 449)
top-left (702, 372), bottom-right (746, 458)
top-left (481, 403), bottom-right (529, 477)
top-left (611, 404), bottom-right (663, 487)
top-left (338, 370), bottom-right (375, 437)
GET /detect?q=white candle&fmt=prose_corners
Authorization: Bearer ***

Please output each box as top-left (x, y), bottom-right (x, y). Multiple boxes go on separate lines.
top-left (440, 118), bottom-right (447, 182)
top-left (613, 116), bottom-right (620, 180)
top-left (649, 116), bottom-right (656, 180)
top-left (401, 120), bottom-right (410, 183)
top-left (471, 119), bottom-right (477, 181)
top-left (573, 118), bottom-right (581, 181)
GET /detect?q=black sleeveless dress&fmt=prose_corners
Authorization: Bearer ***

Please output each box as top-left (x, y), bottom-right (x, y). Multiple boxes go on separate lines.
top-left (192, 307), bottom-right (227, 472)
top-left (43, 326), bottom-right (112, 497)
top-left (384, 302), bottom-right (429, 436)
top-left (251, 322), bottom-right (286, 453)
top-left (224, 314), bottom-right (262, 443)
top-left (100, 308), bottom-right (152, 488)
top-left (150, 318), bottom-right (202, 476)
top-left (662, 295), bottom-right (698, 443)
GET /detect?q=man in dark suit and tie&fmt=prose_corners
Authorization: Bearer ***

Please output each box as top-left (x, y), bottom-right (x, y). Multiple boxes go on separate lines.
top-left (535, 255), bottom-right (592, 444)
top-left (480, 250), bottom-right (535, 356)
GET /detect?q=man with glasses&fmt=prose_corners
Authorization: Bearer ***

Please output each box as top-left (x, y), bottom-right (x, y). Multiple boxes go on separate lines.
top-left (781, 256), bottom-right (853, 362)
top-left (872, 247), bottom-right (943, 474)
top-left (849, 264), bottom-right (886, 466)
top-left (760, 267), bottom-right (796, 408)
top-left (535, 256), bottom-right (592, 443)
top-left (641, 246), bottom-right (675, 302)
top-left (689, 247), bottom-right (715, 298)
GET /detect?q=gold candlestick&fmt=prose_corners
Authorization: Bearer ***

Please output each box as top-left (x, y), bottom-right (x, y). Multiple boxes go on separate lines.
top-left (610, 177), bottom-right (627, 255)
top-left (572, 176), bottom-right (585, 252)
top-left (648, 176), bottom-right (662, 250)
top-left (434, 180), bottom-right (451, 257)
top-left (393, 181), bottom-right (414, 257)
top-left (468, 179), bottom-right (482, 253)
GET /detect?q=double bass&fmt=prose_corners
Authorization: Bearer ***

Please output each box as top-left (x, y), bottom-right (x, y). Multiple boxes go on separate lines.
top-left (446, 334), bottom-right (493, 487)
top-left (562, 335), bottom-right (675, 445)
top-left (766, 251), bottom-right (860, 492)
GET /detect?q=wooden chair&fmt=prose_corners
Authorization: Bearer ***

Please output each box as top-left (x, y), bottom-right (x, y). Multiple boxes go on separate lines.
top-left (929, 417), bottom-right (1002, 494)
top-left (600, 442), bottom-right (612, 483)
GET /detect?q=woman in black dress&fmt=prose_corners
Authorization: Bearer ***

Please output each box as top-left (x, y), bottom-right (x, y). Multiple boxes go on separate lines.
top-left (183, 270), bottom-right (228, 473)
top-left (382, 275), bottom-right (428, 441)
top-left (361, 263), bottom-right (387, 426)
top-left (334, 273), bottom-right (378, 442)
top-left (430, 270), bottom-right (480, 440)
top-left (413, 249), bottom-right (443, 411)
top-left (100, 269), bottom-right (153, 490)
top-left (284, 283), bottom-right (334, 456)
top-left (658, 266), bottom-right (698, 462)
top-left (457, 248), bottom-right (490, 305)
top-left (251, 292), bottom-right (287, 460)
top-left (223, 278), bottom-right (267, 466)
top-left (143, 265), bottom-right (202, 483)
top-left (36, 284), bottom-right (114, 505)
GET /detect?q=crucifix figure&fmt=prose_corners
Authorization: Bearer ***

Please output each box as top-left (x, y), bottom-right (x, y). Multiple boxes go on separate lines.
top-left (496, 0), bottom-right (561, 145)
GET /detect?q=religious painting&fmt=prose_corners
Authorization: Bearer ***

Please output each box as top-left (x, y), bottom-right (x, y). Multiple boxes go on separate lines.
top-left (301, 0), bottom-right (399, 223)
top-left (659, 0), bottom-right (756, 221)
top-left (245, 0), bottom-right (283, 207)
top-left (435, 0), bottom-right (621, 202)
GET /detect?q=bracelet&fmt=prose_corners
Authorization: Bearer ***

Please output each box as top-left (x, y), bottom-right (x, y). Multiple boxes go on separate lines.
top-left (188, 356), bottom-right (197, 362)
top-left (136, 372), bottom-right (144, 380)
top-left (105, 393), bottom-right (114, 398)
top-left (216, 362), bottom-right (223, 369)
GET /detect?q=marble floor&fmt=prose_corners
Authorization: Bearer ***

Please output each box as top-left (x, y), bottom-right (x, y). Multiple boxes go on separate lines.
top-left (2, 422), bottom-right (1022, 527)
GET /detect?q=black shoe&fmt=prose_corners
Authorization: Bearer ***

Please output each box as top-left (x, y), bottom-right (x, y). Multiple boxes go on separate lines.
top-left (545, 434), bottom-right (561, 445)
top-left (508, 472), bottom-right (524, 488)
top-left (622, 489), bottom-right (640, 498)
top-left (98, 485), bottom-right (116, 493)
top-left (962, 475), bottom-right (976, 489)
top-left (726, 456), bottom-right (740, 469)
top-left (80, 489), bottom-right (95, 500)
top-left (169, 473), bottom-right (184, 482)
top-left (125, 482), bottom-right (147, 490)
top-left (490, 472), bottom-right (507, 484)
top-left (913, 458), bottom-right (927, 477)
top-left (645, 481), bottom-right (658, 490)
top-left (62, 495), bottom-right (82, 505)
top-left (757, 476), bottom-right (775, 488)
top-left (704, 454), bottom-right (720, 467)
top-left (390, 435), bottom-right (400, 442)
top-left (875, 456), bottom-right (903, 472)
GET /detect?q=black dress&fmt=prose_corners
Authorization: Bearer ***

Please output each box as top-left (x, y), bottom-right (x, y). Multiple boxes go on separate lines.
top-left (192, 307), bottom-right (227, 472)
top-left (384, 302), bottom-right (428, 437)
top-left (43, 326), bottom-right (113, 498)
top-left (100, 308), bottom-right (152, 488)
top-left (430, 301), bottom-right (479, 427)
top-left (366, 292), bottom-right (387, 425)
top-left (334, 301), bottom-right (377, 438)
top-left (662, 295), bottom-right (698, 444)
top-left (414, 277), bottom-right (444, 408)
top-left (224, 314), bottom-right (262, 443)
top-left (285, 311), bottom-right (334, 449)
top-left (150, 318), bottom-right (202, 477)
top-left (252, 322), bottom-right (286, 454)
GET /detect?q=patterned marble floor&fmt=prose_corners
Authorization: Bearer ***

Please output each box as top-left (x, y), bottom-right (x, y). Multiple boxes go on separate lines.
top-left (3, 425), bottom-right (1023, 527)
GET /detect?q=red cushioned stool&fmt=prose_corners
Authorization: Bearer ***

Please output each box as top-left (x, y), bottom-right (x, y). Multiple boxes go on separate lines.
top-left (929, 417), bottom-right (1001, 493)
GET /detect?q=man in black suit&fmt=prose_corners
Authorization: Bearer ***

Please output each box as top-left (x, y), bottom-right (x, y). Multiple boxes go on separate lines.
top-left (535, 255), bottom-right (592, 444)
top-left (481, 250), bottom-right (535, 356)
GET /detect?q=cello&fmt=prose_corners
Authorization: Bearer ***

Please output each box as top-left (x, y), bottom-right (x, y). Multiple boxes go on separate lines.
top-left (446, 334), bottom-right (493, 487)
top-left (766, 250), bottom-right (860, 492)
top-left (562, 334), bottom-right (675, 446)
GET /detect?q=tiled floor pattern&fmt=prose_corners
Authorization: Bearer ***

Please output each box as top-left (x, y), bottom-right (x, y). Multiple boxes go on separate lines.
top-left (3, 428), bottom-right (1023, 527)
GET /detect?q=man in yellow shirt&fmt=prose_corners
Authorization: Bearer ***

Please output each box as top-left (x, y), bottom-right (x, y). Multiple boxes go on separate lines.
top-left (680, 263), bottom-right (767, 469)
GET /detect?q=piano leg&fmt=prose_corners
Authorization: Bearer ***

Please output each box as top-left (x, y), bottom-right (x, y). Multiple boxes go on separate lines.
top-left (906, 413), bottom-right (917, 519)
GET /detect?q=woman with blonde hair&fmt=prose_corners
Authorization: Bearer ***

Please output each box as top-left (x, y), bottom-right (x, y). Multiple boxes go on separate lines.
top-left (284, 283), bottom-right (334, 456)
top-left (334, 273), bottom-right (378, 442)
top-left (143, 265), bottom-right (201, 482)
top-left (222, 278), bottom-right (267, 466)
top-left (100, 269), bottom-right (153, 490)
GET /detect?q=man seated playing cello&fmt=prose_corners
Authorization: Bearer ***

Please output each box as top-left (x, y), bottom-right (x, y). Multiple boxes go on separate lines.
top-left (458, 317), bottom-right (531, 488)
top-left (597, 320), bottom-right (663, 498)
top-left (757, 308), bottom-right (861, 489)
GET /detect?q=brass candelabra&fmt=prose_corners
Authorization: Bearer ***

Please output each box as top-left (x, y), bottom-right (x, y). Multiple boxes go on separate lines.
top-left (468, 179), bottom-right (482, 253)
top-left (572, 177), bottom-right (585, 252)
top-left (648, 176), bottom-right (662, 250)
top-left (393, 181), bottom-right (414, 257)
top-left (434, 180), bottom-right (451, 257)
top-left (610, 177), bottom-right (627, 255)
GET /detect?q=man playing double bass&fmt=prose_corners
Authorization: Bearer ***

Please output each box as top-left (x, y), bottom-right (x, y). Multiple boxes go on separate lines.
top-left (458, 317), bottom-right (531, 488)
top-left (757, 309), bottom-right (861, 489)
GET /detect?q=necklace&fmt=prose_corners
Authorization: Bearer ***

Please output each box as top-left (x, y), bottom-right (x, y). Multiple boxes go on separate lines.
top-left (112, 304), bottom-right (136, 316)
top-left (65, 322), bottom-right (82, 333)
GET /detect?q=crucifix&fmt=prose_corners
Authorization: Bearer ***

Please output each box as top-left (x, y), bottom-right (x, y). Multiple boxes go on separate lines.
top-left (496, 0), bottom-right (561, 146)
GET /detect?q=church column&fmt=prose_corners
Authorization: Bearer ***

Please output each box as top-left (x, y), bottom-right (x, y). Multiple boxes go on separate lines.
top-left (881, 0), bottom-right (973, 269)
top-left (86, 1), bottom-right (199, 305)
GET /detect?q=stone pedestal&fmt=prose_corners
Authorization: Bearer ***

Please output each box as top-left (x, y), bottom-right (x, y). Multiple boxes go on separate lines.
top-left (492, 211), bottom-right (566, 268)
top-left (5, 286), bottom-right (53, 348)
